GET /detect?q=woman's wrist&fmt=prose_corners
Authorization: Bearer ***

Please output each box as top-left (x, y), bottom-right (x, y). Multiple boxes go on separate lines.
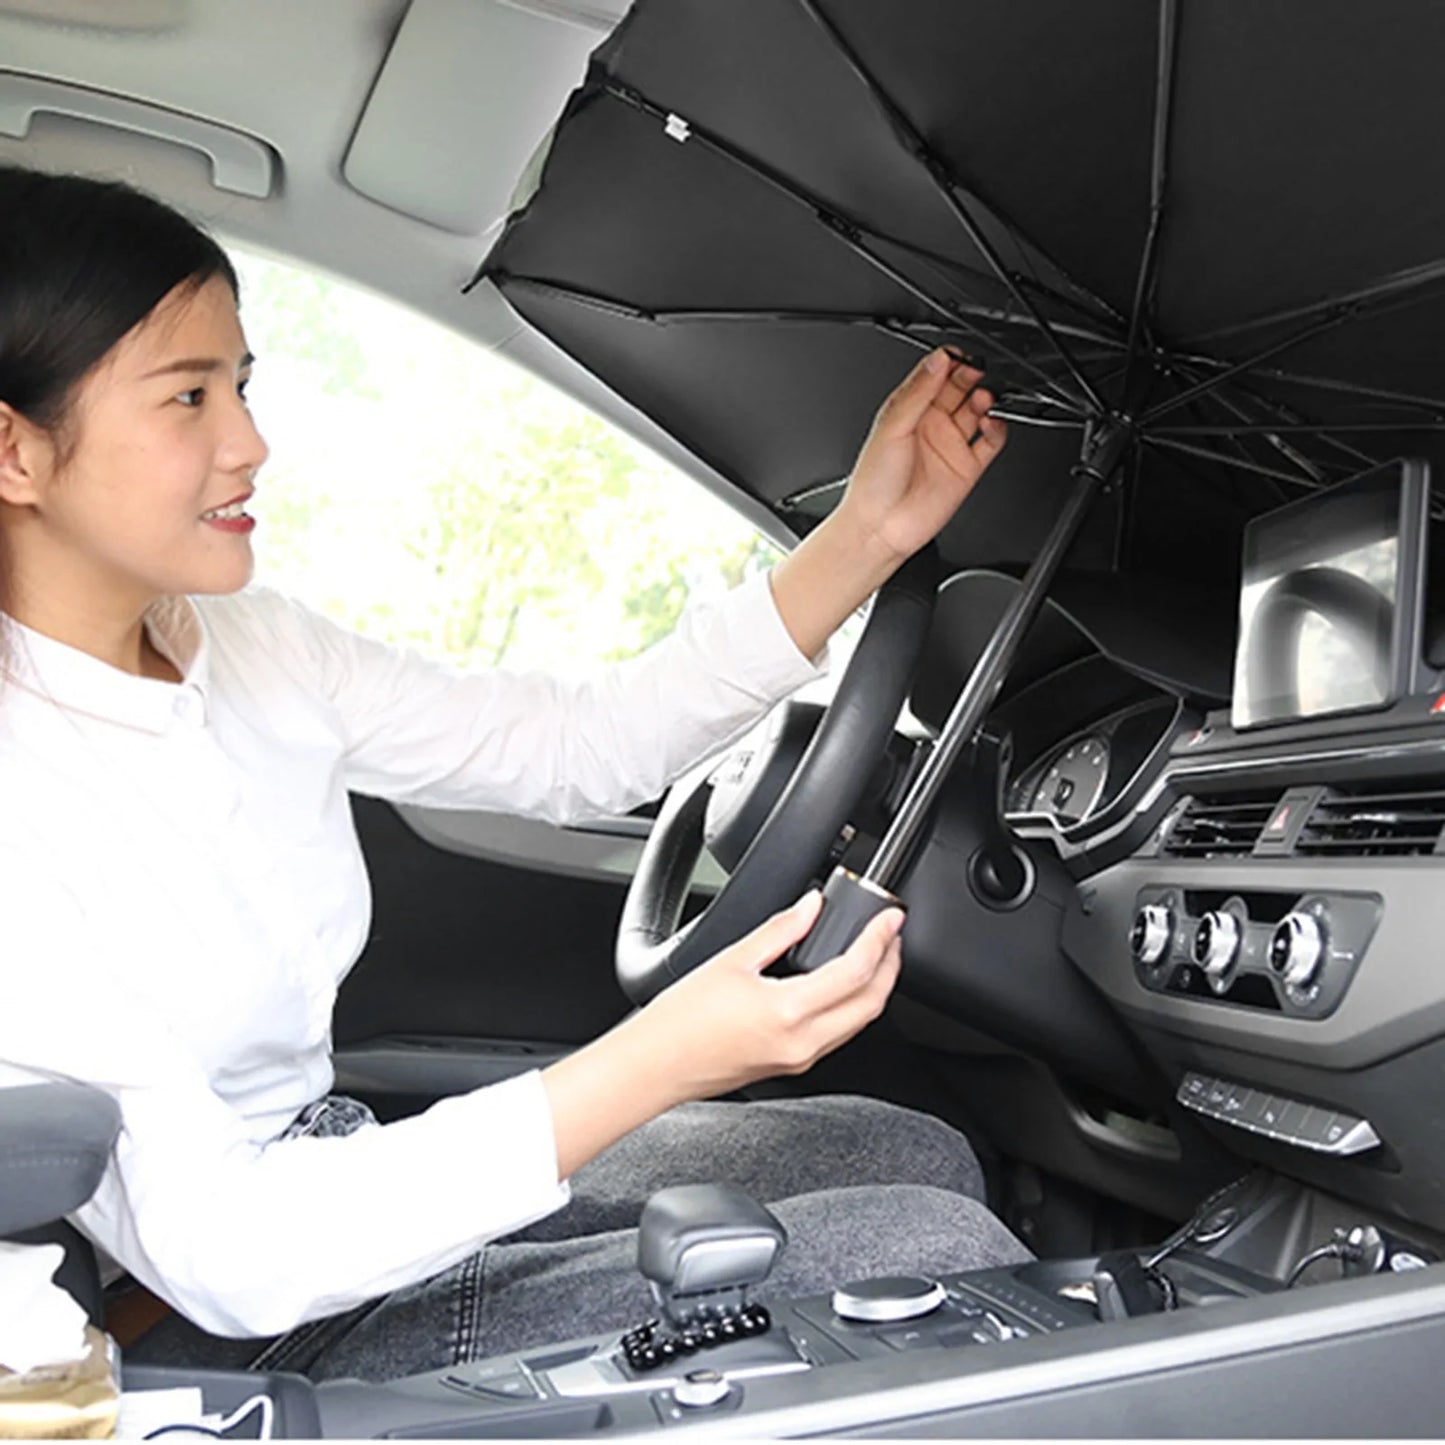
top-left (541, 1008), bottom-right (694, 1181)
top-left (769, 505), bottom-right (907, 659)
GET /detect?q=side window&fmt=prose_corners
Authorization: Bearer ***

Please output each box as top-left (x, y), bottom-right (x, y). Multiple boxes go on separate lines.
top-left (228, 246), bottom-right (780, 671)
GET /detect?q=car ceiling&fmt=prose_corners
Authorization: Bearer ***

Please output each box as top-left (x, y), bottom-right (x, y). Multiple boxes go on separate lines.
top-left (0, 0), bottom-right (795, 546)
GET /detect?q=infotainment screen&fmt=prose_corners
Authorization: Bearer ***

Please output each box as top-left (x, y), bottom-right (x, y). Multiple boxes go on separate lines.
top-left (1231, 460), bottom-right (1429, 730)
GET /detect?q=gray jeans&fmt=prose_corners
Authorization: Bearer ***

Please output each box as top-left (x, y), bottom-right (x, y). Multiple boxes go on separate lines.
top-left (129, 1092), bottom-right (1030, 1382)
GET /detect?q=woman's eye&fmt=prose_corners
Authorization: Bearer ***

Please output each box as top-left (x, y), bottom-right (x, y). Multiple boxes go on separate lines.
top-left (237, 377), bottom-right (251, 402)
top-left (176, 387), bottom-right (206, 408)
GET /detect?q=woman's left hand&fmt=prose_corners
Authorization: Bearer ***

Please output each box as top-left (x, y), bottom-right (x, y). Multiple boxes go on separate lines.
top-left (836, 348), bottom-right (1005, 567)
top-left (769, 348), bottom-right (1008, 660)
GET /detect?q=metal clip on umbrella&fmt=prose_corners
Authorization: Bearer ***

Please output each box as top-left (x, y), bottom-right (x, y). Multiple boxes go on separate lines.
top-left (790, 422), bottom-right (1131, 969)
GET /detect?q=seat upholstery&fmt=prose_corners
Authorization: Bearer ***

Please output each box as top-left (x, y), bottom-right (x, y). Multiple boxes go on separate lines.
top-left (0, 1082), bottom-right (120, 1327)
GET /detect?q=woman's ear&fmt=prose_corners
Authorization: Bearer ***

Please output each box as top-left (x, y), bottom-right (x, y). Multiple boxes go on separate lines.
top-left (0, 404), bottom-right (50, 508)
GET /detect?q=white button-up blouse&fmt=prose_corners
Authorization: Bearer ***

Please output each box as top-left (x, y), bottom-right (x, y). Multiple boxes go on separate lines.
top-left (0, 575), bottom-right (820, 1337)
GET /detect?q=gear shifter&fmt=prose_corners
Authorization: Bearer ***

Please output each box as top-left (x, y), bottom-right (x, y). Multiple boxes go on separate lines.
top-left (622, 1184), bottom-right (787, 1372)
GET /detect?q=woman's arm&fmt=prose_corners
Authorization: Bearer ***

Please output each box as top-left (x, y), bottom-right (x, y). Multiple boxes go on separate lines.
top-left (542, 891), bottom-right (902, 1178)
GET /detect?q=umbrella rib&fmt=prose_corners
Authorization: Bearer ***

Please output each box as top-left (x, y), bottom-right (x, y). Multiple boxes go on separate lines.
top-left (836, 221), bottom-right (1124, 337)
top-left (1181, 257), bottom-right (1445, 349)
top-left (1205, 371), bottom-right (1384, 474)
top-left (1140, 310), bottom-right (1359, 426)
top-left (1121, 0), bottom-right (1179, 403)
top-left (1175, 399), bottom-right (1445, 520)
top-left (1170, 354), bottom-right (1445, 420)
top-left (790, 0), bottom-right (1109, 415)
top-left (599, 79), bottom-right (1091, 413)
top-left (497, 273), bottom-right (1123, 348)
top-left (1176, 387), bottom-right (1295, 505)
top-left (1142, 434), bottom-right (1341, 490)
top-left (1171, 364), bottom-right (1326, 485)
top-left (1154, 421), bottom-right (1445, 436)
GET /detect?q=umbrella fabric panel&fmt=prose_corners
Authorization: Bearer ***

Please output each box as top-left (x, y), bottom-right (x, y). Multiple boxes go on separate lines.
top-left (814, 0), bottom-right (1158, 319)
top-left (1156, 0), bottom-right (1445, 344)
top-left (490, 288), bottom-right (898, 498)
top-left (591, 0), bottom-right (1022, 285)
top-left (491, 92), bottom-right (939, 315)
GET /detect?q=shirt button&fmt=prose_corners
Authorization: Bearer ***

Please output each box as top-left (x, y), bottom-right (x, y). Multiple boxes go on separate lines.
top-left (171, 687), bottom-right (206, 725)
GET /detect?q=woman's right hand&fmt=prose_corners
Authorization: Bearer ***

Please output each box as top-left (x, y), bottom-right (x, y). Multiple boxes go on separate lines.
top-left (541, 892), bottom-right (904, 1180)
top-left (640, 890), bottom-right (904, 1101)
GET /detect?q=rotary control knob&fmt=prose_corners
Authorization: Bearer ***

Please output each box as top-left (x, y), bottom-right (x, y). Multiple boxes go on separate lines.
top-left (673, 1369), bottom-right (733, 1409)
top-left (1130, 904), bottom-right (1172, 966)
top-left (1270, 912), bottom-right (1325, 989)
top-left (1193, 910), bottom-right (1241, 979)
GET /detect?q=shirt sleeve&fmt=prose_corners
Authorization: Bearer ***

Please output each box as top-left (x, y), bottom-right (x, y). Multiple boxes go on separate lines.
top-left (236, 571), bottom-right (825, 824)
top-left (0, 859), bottom-right (570, 1339)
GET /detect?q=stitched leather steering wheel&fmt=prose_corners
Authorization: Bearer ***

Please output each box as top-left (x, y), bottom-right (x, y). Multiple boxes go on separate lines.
top-left (615, 549), bottom-right (939, 1003)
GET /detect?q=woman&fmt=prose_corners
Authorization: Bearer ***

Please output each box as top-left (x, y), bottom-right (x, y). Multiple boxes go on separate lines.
top-left (0, 166), bottom-right (1028, 1381)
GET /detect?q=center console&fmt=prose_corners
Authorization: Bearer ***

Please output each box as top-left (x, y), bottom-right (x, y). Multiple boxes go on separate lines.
top-left (302, 1216), bottom-right (1445, 1439)
top-left (308, 1245), bottom-right (1277, 1439)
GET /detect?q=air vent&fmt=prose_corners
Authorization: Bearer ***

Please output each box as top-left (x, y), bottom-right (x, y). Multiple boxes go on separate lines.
top-left (1296, 782), bottom-right (1445, 858)
top-left (1162, 793), bottom-right (1281, 859)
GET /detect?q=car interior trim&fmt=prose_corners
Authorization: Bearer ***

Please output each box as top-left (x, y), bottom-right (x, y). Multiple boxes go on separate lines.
top-left (0, 70), bottom-right (275, 197)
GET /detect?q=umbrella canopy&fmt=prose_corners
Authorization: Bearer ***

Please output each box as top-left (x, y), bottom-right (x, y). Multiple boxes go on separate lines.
top-left (476, 0), bottom-right (1445, 598)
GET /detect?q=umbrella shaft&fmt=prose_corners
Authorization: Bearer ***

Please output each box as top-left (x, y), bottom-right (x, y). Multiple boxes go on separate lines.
top-left (865, 424), bottom-right (1131, 887)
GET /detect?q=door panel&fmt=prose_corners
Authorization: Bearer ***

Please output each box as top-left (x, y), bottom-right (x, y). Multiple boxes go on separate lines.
top-left (333, 795), bottom-right (643, 1116)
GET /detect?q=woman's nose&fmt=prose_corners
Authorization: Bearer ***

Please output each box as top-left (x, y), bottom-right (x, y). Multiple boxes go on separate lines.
top-left (223, 394), bottom-right (270, 475)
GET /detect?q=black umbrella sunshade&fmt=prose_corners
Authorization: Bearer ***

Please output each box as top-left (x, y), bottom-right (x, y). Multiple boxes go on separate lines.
top-left (476, 0), bottom-right (1445, 976)
top-left (478, 0), bottom-right (1445, 588)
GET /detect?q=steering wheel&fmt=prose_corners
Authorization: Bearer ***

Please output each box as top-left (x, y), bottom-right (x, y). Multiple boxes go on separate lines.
top-left (615, 548), bottom-right (939, 1004)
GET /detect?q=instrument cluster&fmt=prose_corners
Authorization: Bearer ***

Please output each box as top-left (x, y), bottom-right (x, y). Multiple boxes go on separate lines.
top-left (1005, 698), bottom-right (1177, 829)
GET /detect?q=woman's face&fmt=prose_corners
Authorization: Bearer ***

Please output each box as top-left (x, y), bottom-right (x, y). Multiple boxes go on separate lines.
top-left (22, 273), bottom-right (268, 610)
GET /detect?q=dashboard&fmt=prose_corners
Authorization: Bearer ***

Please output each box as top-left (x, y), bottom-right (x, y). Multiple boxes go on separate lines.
top-left (907, 556), bottom-right (1445, 1238)
top-left (1048, 695), bottom-right (1445, 1236)
top-left (1004, 697), bottom-right (1178, 829)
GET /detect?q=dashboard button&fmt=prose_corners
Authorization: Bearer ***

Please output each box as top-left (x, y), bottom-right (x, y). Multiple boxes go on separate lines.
top-left (877, 1325), bottom-right (937, 1351)
top-left (1293, 1106), bottom-right (1331, 1145)
top-left (1321, 1115), bottom-right (1382, 1156)
top-left (1256, 1096), bottom-right (1287, 1133)
top-left (1236, 1091), bottom-right (1272, 1128)
top-left (1274, 1101), bottom-right (1308, 1140)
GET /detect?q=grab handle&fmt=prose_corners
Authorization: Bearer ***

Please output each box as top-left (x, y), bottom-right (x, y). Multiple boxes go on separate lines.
top-left (0, 71), bottom-right (275, 198)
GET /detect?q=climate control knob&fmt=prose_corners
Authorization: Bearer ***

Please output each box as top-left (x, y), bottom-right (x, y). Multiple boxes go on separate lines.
top-left (1130, 905), bottom-right (1173, 965)
top-left (1270, 913), bottom-right (1325, 990)
top-left (1193, 911), bottom-right (1241, 979)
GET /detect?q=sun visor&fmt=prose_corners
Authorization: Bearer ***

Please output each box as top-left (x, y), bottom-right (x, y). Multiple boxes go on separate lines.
top-left (343, 0), bottom-right (620, 234)
top-left (913, 569), bottom-right (1237, 725)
